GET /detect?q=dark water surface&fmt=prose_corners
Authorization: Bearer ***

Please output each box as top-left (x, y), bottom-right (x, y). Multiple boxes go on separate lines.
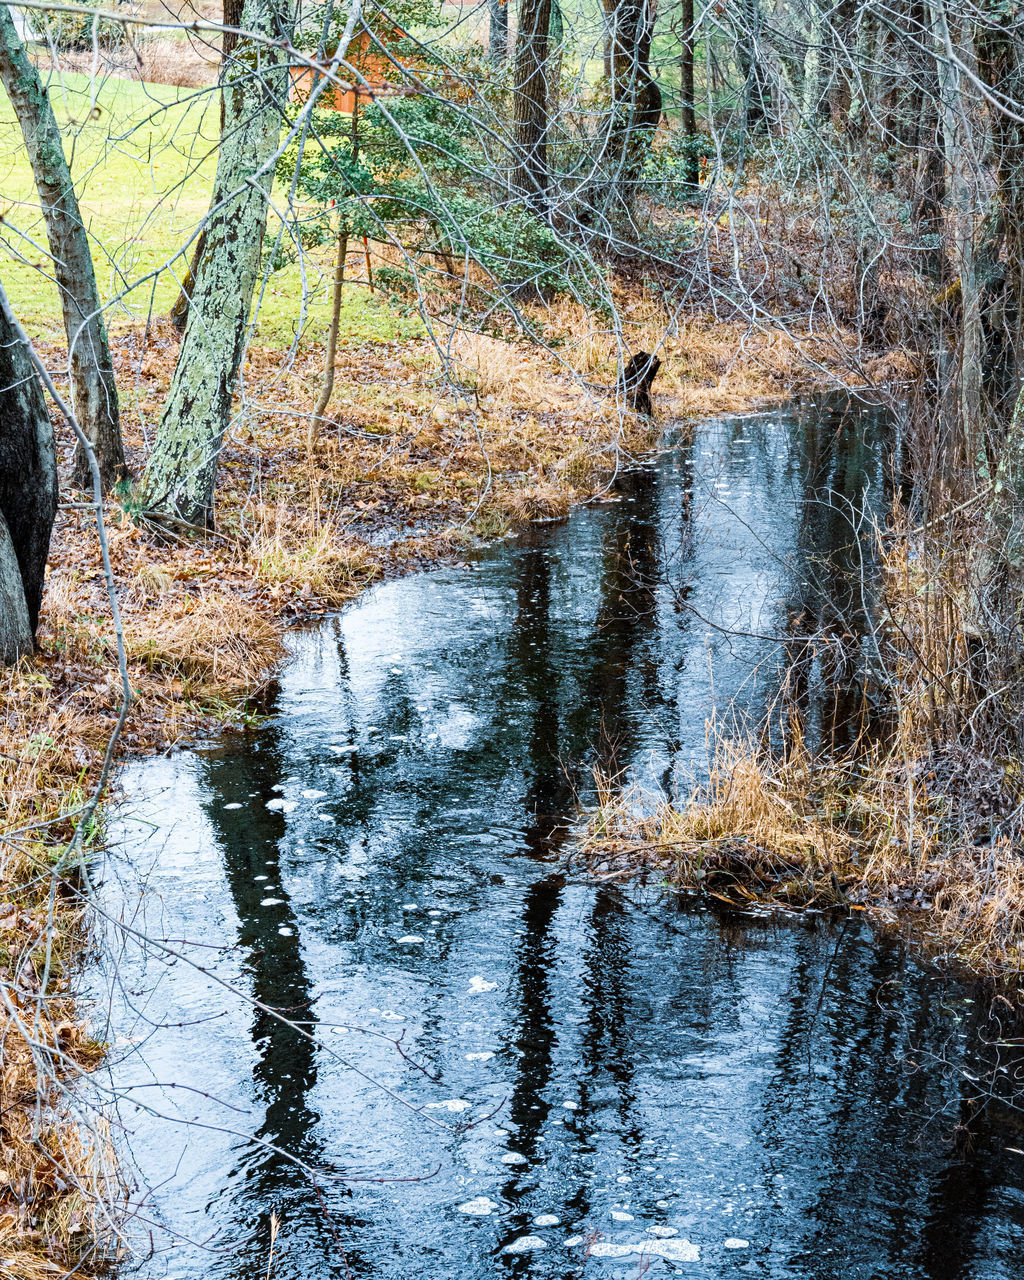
top-left (100, 399), bottom-right (1024, 1280)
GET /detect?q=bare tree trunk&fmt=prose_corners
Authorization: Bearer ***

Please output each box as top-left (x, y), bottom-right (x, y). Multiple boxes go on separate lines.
top-left (602, 0), bottom-right (662, 199)
top-left (0, 283), bottom-right (59, 663)
top-left (932, 0), bottom-right (983, 468)
top-left (991, 380), bottom-right (1024, 566)
top-left (978, 16), bottom-right (1024, 401)
top-left (489, 0), bottom-right (508, 63)
top-left (512, 0), bottom-right (552, 207)
top-left (680, 0), bottom-right (698, 186)
top-left (0, 4), bottom-right (124, 492)
top-left (312, 225), bottom-right (348, 443)
top-left (825, 0), bottom-right (857, 130)
top-left (170, 0), bottom-right (246, 332)
top-left (140, 0), bottom-right (296, 529)
top-left (735, 0), bottom-right (769, 129)
top-left (312, 99), bottom-right (358, 441)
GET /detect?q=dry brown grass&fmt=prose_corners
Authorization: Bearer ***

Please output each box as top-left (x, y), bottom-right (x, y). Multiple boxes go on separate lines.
top-left (247, 504), bottom-right (374, 607)
top-left (580, 722), bottom-right (1024, 980)
top-left (136, 35), bottom-right (218, 88)
top-left (0, 685), bottom-right (117, 1275)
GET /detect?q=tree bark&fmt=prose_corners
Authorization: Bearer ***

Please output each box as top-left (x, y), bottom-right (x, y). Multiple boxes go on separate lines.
top-left (512, 0), bottom-right (552, 207)
top-left (679, 0), bottom-right (698, 186)
top-left (489, 0), bottom-right (508, 64)
top-left (932, 0), bottom-right (983, 467)
top-left (140, 0), bottom-right (296, 529)
top-left (977, 15), bottom-right (1024, 401)
top-left (991, 380), bottom-right (1024, 565)
top-left (312, 224), bottom-right (348, 444)
top-left (0, 4), bottom-right (124, 492)
top-left (602, 0), bottom-right (662, 197)
top-left (170, 0), bottom-right (247, 332)
top-left (0, 284), bottom-right (59, 662)
top-left (735, 0), bottom-right (769, 130)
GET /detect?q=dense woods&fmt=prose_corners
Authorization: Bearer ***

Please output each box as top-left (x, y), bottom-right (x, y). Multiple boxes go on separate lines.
top-left (3, 0), bottom-right (1024, 1270)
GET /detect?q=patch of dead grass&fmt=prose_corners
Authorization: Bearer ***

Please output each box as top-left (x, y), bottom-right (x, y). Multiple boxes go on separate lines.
top-left (580, 723), bottom-right (1024, 980)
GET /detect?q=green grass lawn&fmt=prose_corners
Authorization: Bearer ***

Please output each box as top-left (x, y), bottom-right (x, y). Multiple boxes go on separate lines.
top-left (0, 69), bottom-right (422, 345)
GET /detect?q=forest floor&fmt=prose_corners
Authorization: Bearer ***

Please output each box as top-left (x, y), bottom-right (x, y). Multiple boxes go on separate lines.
top-left (0, 299), bottom-right (852, 1277)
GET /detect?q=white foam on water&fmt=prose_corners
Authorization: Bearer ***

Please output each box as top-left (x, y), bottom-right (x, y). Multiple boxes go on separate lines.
top-left (724, 1238), bottom-right (749, 1249)
top-left (265, 799), bottom-right (296, 813)
top-left (397, 936), bottom-right (424, 944)
top-left (503, 1236), bottom-right (546, 1254)
top-left (259, 898), bottom-right (285, 907)
top-left (589, 1241), bottom-right (699, 1263)
top-left (425, 1098), bottom-right (471, 1112)
top-left (465, 1052), bottom-right (494, 1061)
top-left (468, 976), bottom-right (498, 993)
top-left (457, 1197), bottom-right (498, 1216)
top-left (500, 1152), bottom-right (527, 1165)
top-left (302, 789), bottom-right (327, 799)
top-left (610, 1210), bottom-right (634, 1222)
top-left (223, 803), bottom-right (243, 810)
top-left (533, 1214), bottom-right (560, 1227)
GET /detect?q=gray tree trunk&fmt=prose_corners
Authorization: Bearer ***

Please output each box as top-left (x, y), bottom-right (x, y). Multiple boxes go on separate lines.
top-left (991, 381), bottom-right (1024, 565)
top-left (489, 0), bottom-right (508, 63)
top-left (140, 0), bottom-right (296, 529)
top-left (0, 283), bottom-right (59, 663)
top-left (0, 4), bottom-right (124, 493)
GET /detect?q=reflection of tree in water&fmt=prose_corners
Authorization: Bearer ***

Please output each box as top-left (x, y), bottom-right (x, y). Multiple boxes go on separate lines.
top-left (568, 466), bottom-right (666, 779)
top-left (578, 888), bottom-right (645, 1153)
top-left (740, 925), bottom-right (1015, 1280)
top-left (783, 396), bottom-right (890, 753)
top-left (196, 735), bottom-right (368, 1280)
top-left (497, 473), bottom-right (669, 1233)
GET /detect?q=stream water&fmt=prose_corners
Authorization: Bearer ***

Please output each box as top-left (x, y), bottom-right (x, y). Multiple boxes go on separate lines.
top-left (99, 398), bottom-right (1024, 1280)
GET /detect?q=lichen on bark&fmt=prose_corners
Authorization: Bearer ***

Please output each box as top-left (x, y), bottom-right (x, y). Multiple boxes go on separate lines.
top-left (0, 4), bottom-right (124, 492)
top-left (139, 0), bottom-right (297, 530)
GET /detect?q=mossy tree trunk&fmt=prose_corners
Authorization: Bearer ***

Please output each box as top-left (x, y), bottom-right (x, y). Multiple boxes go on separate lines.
top-left (0, 4), bottom-right (124, 492)
top-left (489, 0), bottom-right (508, 63)
top-left (169, 0), bottom-right (246, 333)
top-left (0, 284), bottom-right (58, 663)
top-left (140, 0), bottom-right (296, 529)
